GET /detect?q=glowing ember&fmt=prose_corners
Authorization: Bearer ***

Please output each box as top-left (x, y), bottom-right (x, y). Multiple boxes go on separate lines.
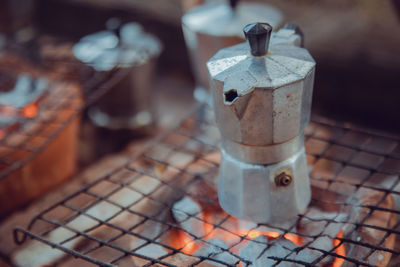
top-left (22, 103), bottom-right (39, 118)
top-left (169, 229), bottom-right (199, 254)
top-left (238, 229), bottom-right (303, 246)
top-left (170, 210), bottom-right (305, 255)
top-left (332, 231), bottom-right (345, 267)
top-left (169, 191), bottom-right (349, 267)
top-left (169, 207), bottom-right (346, 267)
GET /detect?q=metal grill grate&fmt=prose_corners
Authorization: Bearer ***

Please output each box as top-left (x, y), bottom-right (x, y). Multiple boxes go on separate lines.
top-left (13, 104), bottom-right (400, 266)
top-left (0, 36), bottom-right (130, 179)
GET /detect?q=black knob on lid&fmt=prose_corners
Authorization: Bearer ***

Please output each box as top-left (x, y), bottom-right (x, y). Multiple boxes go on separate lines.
top-left (243, 22), bottom-right (272, 57)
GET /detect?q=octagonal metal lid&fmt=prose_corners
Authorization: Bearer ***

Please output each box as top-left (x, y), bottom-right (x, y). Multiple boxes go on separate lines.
top-left (207, 23), bottom-right (315, 91)
top-left (182, 1), bottom-right (282, 37)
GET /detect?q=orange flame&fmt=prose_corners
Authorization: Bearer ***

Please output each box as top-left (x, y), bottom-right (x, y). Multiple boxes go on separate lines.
top-left (21, 103), bottom-right (38, 118)
top-left (238, 229), bottom-right (303, 245)
top-left (169, 229), bottom-right (199, 254)
top-left (332, 230), bottom-right (345, 267)
top-left (169, 209), bottom-right (345, 267)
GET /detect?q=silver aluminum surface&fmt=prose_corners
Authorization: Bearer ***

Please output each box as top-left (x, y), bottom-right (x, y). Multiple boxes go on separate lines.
top-left (221, 135), bottom-right (304, 165)
top-left (207, 24), bottom-right (315, 223)
top-left (73, 22), bottom-right (162, 71)
top-left (218, 148), bottom-right (310, 223)
top-left (88, 58), bottom-right (157, 130)
top-left (74, 22), bottom-right (162, 130)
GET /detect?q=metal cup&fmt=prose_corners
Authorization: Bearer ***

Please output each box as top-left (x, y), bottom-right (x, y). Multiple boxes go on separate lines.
top-left (74, 21), bottom-right (162, 130)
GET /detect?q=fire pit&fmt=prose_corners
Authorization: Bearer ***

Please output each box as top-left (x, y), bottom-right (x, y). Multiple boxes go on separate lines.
top-left (0, 35), bottom-right (130, 219)
top-left (13, 105), bottom-right (400, 266)
top-left (0, 34), bottom-right (130, 179)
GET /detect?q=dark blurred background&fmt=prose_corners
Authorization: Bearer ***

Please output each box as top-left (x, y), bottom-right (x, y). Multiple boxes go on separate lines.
top-left (2, 0), bottom-right (400, 132)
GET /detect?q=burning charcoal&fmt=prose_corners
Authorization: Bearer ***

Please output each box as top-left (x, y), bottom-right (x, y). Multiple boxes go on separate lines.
top-left (299, 207), bottom-right (347, 265)
top-left (240, 235), bottom-right (296, 267)
top-left (172, 196), bottom-right (206, 238)
top-left (0, 78), bottom-right (83, 217)
top-left (195, 238), bottom-right (238, 266)
top-left (240, 235), bottom-right (323, 267)
top-left (344, 188), bottom-right (396, 267)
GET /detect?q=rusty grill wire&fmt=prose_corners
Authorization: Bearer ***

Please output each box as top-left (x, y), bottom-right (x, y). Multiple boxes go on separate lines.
top-left (0, 36), bottom-right (130, 179)
top-left (13, 104), bottom-right (400, 267)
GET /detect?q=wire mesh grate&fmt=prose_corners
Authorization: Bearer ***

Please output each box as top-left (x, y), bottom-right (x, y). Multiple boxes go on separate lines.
top-left (13, 104), bottom-right (400, 266)
top-left (0, 35), bottom-right (130, 180)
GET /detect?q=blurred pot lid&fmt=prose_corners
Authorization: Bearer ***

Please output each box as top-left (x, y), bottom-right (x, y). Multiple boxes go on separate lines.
top-left (182, 1), bottom-right (283, 37)
top-left (73, 22), bottom-right (162, 71)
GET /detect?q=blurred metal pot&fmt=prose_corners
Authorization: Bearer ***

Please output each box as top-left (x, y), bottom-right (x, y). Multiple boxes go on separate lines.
top-left (73, 21), bottom-right (162, 130)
